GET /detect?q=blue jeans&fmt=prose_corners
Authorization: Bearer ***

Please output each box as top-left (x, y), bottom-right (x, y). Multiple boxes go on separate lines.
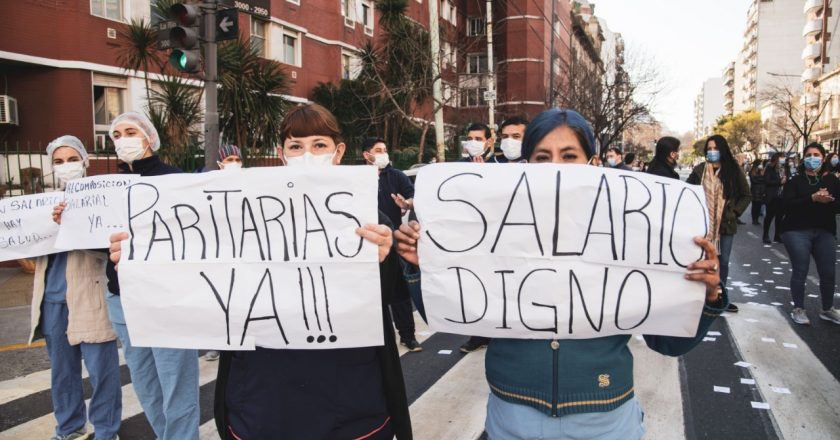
top-left (42, 302), bottom-right (121, 440)
top-left (781, 229), bottom-right (837, 310)
top-left (106, 292), bottom-right (200, 440)
top-left (485, 393), bottom-right (644, 440)
top-left (718, 234), bottom-right (734, 288)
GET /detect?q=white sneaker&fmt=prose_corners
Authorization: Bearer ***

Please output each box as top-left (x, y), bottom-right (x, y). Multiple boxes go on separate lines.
top-left (819, 307), bottom-right (840, 325)
top-left (49, 429), bottom-right (89, 440)
top-left (790, 308), bottom-right (810, 325)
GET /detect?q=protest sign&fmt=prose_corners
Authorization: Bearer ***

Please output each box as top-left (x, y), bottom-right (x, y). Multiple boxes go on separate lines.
top-left (55, 175), bottom-right (137, 250)
top-left (116, 166), bottom-right (383, 350)
top-left (0, 192), bottom-right (64, 261)
top-left (414, 163), bottom-right (710, 339)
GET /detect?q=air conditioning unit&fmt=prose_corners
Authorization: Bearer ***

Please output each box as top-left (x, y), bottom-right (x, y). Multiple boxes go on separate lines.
top-left (107, 28), bottom-right (117, 39)
top-left (0, 96), bottom-right (19, 125)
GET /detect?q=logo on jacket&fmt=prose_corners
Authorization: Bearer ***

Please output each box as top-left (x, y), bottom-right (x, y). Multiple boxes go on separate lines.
top-left (598, 374), bottom-right (610, 388)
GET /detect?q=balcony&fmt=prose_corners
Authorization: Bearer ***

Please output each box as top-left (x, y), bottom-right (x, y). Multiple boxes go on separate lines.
top-left (802, 42), bottom-right (822, 60)
top-left (801, 92), bottom-right (820, 106)
top-left (804, 0), bottom-right (823, 15)
top-left (802, 67), bottom-right (822, 83)
top-left (803, 19), bottom-right (823, 37)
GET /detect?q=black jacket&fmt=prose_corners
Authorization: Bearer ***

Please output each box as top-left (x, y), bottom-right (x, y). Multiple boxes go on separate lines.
top-left (749, 172), bottom-right (766, 200)
top-left (763, 166), bottom-right (784, 203)
top-left (214, 211), bottom-right (412, 440)
top-left (107, 155), bottom-right (182, 294)
top-left (378, 165), bottom-right (414, 228)
top-left (781, 173), bottom-right (840, 235)
top-left (646, 158), bottom-right (679, 180)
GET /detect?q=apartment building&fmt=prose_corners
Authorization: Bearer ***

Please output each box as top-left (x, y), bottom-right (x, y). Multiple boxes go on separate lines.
top-left (694, 77), bottom-right (725, 137)
top-left (804, 0), bottom-right (840, 151)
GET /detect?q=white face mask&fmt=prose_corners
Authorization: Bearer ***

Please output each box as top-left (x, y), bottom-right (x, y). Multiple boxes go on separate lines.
top-left (462, 140), bottom-right (485, 157)
top-left (284, 151), bottom-right (335, 167)
top-left (607, 158), bottom-right (619, 167)
top-left (499, 138), bottom-right (522, 160)
top-left (219, 162), bottom-right (243, 171)
top-left (114, 136), bottom-right (148, 164)
top-left (53, 161), bottom-right (85, 186)
top-left (372, 153), bottom-right (390, 169)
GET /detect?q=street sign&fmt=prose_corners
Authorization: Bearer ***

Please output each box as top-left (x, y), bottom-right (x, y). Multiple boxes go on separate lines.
top-left (155, 20), bottom-right (177, 50)
top-left (483, 90), bottom-right (497, 102)
top-left (216, 8), bottom-right (239, 41)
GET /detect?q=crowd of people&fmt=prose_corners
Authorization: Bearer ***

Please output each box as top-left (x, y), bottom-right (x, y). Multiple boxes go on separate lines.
top-left (25, 102), bottom-right (838, 440)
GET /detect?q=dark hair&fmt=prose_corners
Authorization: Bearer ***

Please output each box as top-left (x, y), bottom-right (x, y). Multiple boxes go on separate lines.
top-left (466, 123), bottom-right (491, 139)
top-left (606, 147), bottom-right (623, 156)
top-left (280, 104), bottom-right (342, 145)
top-left (704, 134), bottom-right (741, 199)
top-left (750, 159), bottom-right (763, 175)
top-left (624, 152), bottom-right (636, 165)
top-left (800, 142), bottom-right (827, 174)
top-left (499, 116), bottom-right (529, 132)
top-left (521, 108), bottom-right (596, 160)
top-left (654, 137), bottom-right (680, 162)
top-left (825, 152), bottom-right (838, 173)
top-left (768, 152), bottom-right (783, 166)
top-left (362, 136), bottom-right (385, 152)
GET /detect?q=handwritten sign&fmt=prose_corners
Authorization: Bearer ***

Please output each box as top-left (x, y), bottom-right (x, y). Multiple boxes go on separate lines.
top-left (55, 175), bottom-right (137, 250)
top-left (414, 163), bottom-right (710, 339)
top-left (0, 192), bottom-right (64, 261)
top-left (116, 166), bottom-right (383, 350)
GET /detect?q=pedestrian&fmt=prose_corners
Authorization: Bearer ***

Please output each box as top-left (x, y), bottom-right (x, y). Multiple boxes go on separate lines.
top-left (605, 147), bottom-right (632, 171)
top-left (781, 142), bottom-right (840, 326)
top-left (687, 135), bottom-right (750, 314)
top-left (362, 136), bottom-right (422, 352)
top-left (105, 112), bottom-right (200, 440)
top-left (395, 108), bottom-right (727, 440)
top-left (763, 153), bottom-right (786, 244)
top-left (646, 137), bottom-right (680, 179)
top-left (460, 123), bottom-right (494, 163)
top-left (496, 116), bottom-right (528, 163)
top-left (748, 159), bottom-right (766, 225)
top-left (823, 152), bottom-right (839, 177)
top-left (624, 152), bottom-right (638, 171)
top-left (38, 136), bottom-right (121, 440)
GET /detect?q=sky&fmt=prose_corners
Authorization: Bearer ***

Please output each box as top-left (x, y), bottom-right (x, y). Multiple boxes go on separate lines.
top-left (592, 0), bottom-right (751, 134)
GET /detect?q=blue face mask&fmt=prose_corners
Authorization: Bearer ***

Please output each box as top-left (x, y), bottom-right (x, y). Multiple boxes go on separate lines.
top-left (831, 156), bottom-right (839, 167)
top-left (803, 156), bottom-right (823, 171)
top-left (706, 150), bottom-right (721, 162)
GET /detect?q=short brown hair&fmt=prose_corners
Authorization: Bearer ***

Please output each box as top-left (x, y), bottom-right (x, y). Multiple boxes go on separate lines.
top-left (279, 104), bottom-right (342, 145)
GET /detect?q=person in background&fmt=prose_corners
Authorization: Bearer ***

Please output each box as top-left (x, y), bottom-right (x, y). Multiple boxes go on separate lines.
top-left (646, 137), bottom-right (680, 179)
top-left (460, 123), bottom-right (494, 163)
top-left (748, 159), bottom-right (766, 225)
top-left (624, 152), bottom-right (638, 171)
top-left (217, 144), bottom-right (243, 170)
top-left (496, 116), bottom-right (528, 163)
top-left (41, 136), bottom-right (122, 440)
top-left (823, 152), bottom-right (839, 177)
top-left (763, 153), bottom-right (786, 244)
top-left (362, 136), bottom-right (422, 352)
top-left (687, 135), bottom-right (750, 314)
top-left (781, 142), bottom-right (840, 326)
top-left (605, 147), bottom-right (632, 171)
top-left (395, 108), bottom-right (726, 440)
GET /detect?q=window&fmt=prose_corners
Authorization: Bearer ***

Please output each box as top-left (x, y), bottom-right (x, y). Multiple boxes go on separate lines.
top-left (467, 53), bottom-right (487, 74)
top-left (251, 18), bottom-right (267, 58)
top-left (283, 33), bottom-right (299, 66)
top-left (91, 0), bottom-right (123, 21)
top-left (445, 0), bottom-right (457, 25)
top-left (341, 52), bottom-right (361, 79)
top-left (459, 87), bottom-right (487, 107)
top-left (442, 42), bottom-right (451, 68)
top-left (467, 17), bottom-right (485, 36)
top-left (361, 0), bottom-right (374, 35)
top-left (93, 84), bottom-right (125, 148)
top-left (341, 0), bottom-right (355, 26)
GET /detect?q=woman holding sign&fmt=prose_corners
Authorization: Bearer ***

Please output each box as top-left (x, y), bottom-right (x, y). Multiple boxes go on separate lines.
top-left (395, 108), bottom-right (727, 440)
top-left (32, 136), bottom-right (121, 440)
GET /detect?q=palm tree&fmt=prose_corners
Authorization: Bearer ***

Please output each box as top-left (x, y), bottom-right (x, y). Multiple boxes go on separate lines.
top-left (148, 75), bottom-right (204, 169)
top-left (114, 18), bottom-right (164, 106)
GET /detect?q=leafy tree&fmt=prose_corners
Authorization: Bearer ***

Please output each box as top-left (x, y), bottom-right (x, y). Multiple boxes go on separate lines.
top-left (712, 111), bottom-right (762, 154)
top-left (148, 75), bottom-right (203, 169)
top-left (115, 18), bottom-right (164, 105)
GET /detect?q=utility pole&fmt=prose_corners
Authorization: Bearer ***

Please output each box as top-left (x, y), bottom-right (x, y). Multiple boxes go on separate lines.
top-left (203, 0), bottom-right (220, 170)
top-left (429, 0), bottom-right (446, 161)
top-left (485, 0), bottom-right (495, 137)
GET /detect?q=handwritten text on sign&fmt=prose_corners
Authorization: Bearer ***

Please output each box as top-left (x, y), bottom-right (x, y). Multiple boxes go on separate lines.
top-left (117, 166), bottom-right (382, 350)
top-left (55, 175), bottom-right (137, 250)
top-left (0, 192), bottom-right (64, 261)
top-left (414, 163), bottom-right (710, 339)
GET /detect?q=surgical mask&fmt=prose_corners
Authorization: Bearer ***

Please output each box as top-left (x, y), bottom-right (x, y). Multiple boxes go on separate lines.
top-left (219, 162), bottom-right (242, 171)
top-left (757, 165), bottom-right (764, 170)
top-left (284, 152), bottom-right (335, 167)
top-left (607, 158), bottom-right (619, 167)
top-left (803, 156), bottom-right (823, 171)
top-left (779, 159), bottom-right (786, 165)
top-left (53, 161), bottom-right (85, 186)
top-left (831, 156), bottom-right (839, 167)
top-left (499, 138), bottom-right (522, 160)
top-left (462, 140), bottom-right (485, 157)
top-left (632, 166), bottom-right (641, 171)
top-left (706, 150), bottom-right (721, 162)
top-left (114, 136), bottom-right (148, 164)
top-left (372, 153), bottom-right (390, 169)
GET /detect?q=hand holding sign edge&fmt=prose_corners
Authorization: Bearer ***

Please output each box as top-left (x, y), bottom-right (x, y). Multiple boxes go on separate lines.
top-left (685, 236), bottom-right (722, 302)
top-left (356, 224), bottom-right (393, 263)
top-left (109, 231), bottom-right (129, 269)
top-left (395, 220), bottom-right (421, 265)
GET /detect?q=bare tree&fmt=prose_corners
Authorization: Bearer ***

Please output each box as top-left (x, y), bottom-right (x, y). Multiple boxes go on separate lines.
top-left (762, 83), bottom-right (829, 146)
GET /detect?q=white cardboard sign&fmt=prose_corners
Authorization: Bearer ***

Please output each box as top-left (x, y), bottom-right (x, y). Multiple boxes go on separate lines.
top-left (116, 166), bottom-right (383, 350)
top-left (414, 163), bottom-right (710, 339)
top-left (0, 192), bottom-right (65, 261)
top-left (55, 175), bottom-right (137, 250)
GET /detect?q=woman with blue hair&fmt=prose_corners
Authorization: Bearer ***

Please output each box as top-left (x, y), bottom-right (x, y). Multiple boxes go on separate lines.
top-left (395, 108), bottom-right (727, 439)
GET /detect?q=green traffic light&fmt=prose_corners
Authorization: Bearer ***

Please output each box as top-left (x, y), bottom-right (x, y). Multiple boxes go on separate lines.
top-left (177, 52), bottom-right (187, 69)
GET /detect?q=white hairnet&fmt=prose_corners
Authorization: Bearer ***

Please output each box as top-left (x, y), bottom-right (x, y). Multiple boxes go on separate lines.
top-left (46, 135), bottom-right (89, 167)
top-left (108, 111), bottom-right (161, 151)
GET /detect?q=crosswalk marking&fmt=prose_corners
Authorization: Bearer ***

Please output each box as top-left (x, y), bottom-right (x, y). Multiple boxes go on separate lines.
top-left (629, 336), bottom-right (686, 440)
top-left (725, 304), bottom-right (840, 439)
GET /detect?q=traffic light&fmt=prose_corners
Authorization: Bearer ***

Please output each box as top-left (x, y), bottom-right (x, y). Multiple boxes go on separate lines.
top-left (167, 3), bottom-right (201, 73)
